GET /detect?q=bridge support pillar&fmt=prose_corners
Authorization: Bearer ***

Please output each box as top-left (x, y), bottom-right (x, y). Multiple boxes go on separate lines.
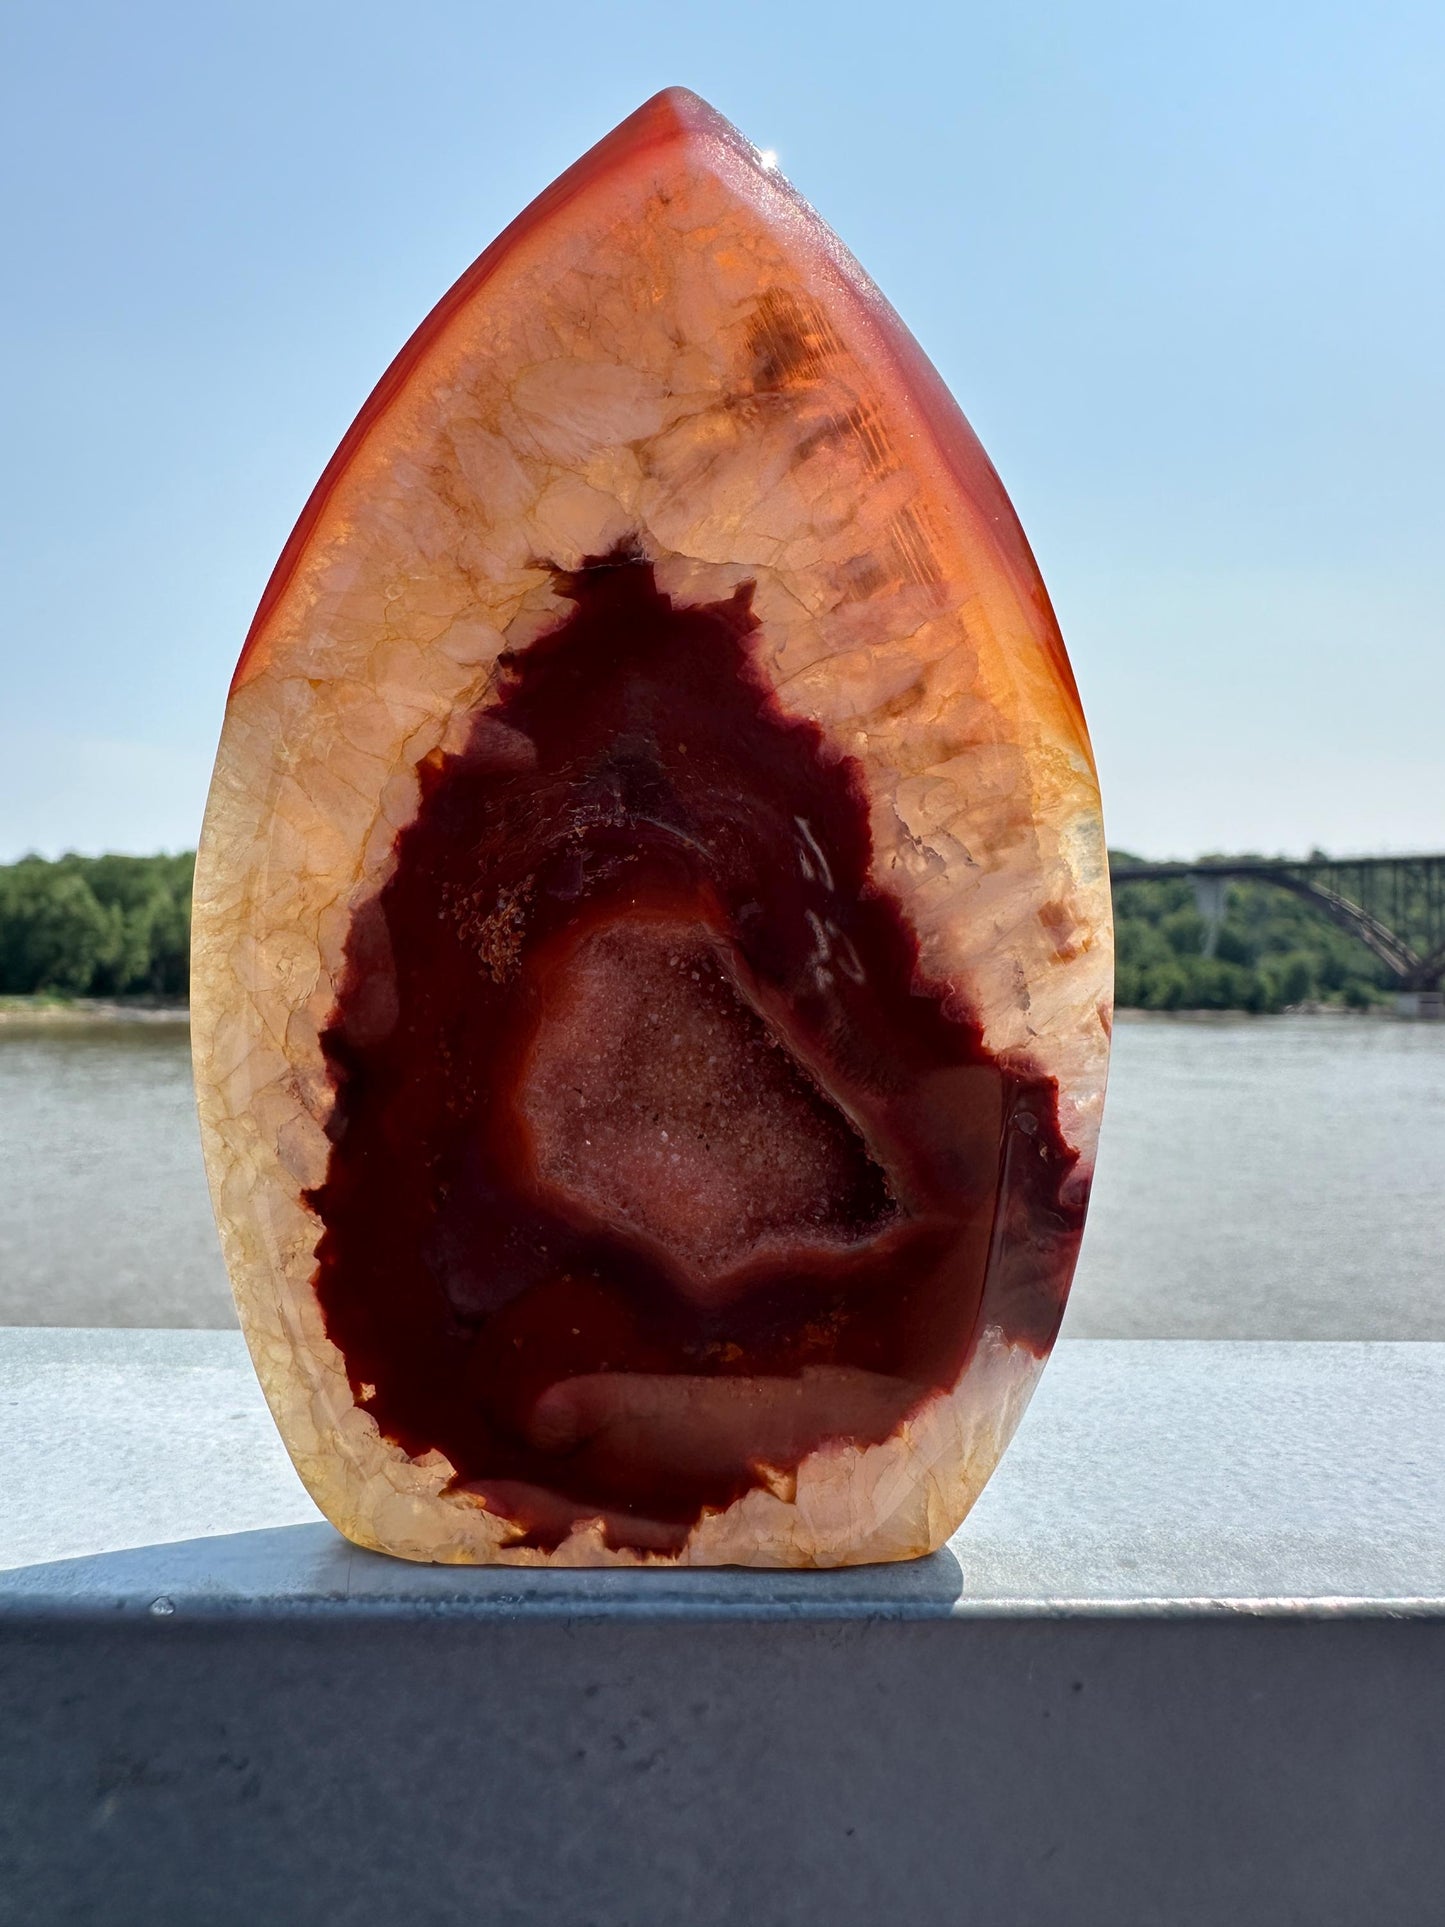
top-left (1190, 872), bottom-right (1229, 958)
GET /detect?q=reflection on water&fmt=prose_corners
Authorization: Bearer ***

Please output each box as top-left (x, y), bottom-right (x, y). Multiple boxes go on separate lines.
top-left (1069, 1014), bottom-right (1445, 1339)
top-left (0, 1013), bottom-right (1441, 1337)
top-left (0, 1022), bottom-right (231, 1327)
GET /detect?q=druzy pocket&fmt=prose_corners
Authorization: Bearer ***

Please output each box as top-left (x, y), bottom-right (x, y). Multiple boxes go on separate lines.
top-left (193, 89), bottom-right (1112, 1565)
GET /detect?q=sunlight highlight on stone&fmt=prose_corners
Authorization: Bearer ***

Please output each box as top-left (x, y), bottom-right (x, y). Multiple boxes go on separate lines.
top-left (192, 88), bottom-right (1112, 1567)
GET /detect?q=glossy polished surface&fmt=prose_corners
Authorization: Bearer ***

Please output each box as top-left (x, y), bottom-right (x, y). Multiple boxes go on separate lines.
top-left (311, 555), bottom-right (1081, 1553)
top-left (193, 89), bottom-right (1111, 1563)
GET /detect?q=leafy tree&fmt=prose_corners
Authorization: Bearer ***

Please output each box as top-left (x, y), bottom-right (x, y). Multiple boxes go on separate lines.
top-left (1109, 853), bottom-right (1394, 1013)
top-left (0, 852), bottom-right (193, 996)
top-left (0, 863), bottom-right (120, 992)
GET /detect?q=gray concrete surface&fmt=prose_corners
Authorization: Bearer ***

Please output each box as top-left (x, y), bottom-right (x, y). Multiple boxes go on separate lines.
top-left (2, 1334), bottom-right (1442, 1924)
top-left (2, 1331), bottom-right (1441, 1611)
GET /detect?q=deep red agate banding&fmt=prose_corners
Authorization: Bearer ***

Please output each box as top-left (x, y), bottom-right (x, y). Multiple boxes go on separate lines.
top-left (310, 554), bottom-right (1080, 1552)
top-left (192, 87), bottom-right (1111, 1566)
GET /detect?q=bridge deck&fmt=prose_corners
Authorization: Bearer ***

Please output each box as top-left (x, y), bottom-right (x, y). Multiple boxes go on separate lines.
top-left (1111, 852), bottom-right (1445, 987)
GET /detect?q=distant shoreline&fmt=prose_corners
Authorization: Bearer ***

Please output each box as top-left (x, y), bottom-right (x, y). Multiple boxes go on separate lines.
top-left (4, 851), bottom-right (1407, 1018)
top-left (1114, 1003), bottom-right (1398, 1024)
top-left (0, 996), bottom-right (189, 1027)
top-left (0, 996), bottom-right (1406, 1033)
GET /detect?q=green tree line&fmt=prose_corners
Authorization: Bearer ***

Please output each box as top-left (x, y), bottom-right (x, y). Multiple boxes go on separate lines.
top-left (0, 853), bottom-right (193, 996)
top-left (0, 848), bottom-right (1397, 1009)
top-left (1110, 854), bottom-right (1392, 1012)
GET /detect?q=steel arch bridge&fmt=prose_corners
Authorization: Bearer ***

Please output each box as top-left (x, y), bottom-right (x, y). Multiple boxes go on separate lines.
top-left (1109, 854), bottom-right (1445, 993)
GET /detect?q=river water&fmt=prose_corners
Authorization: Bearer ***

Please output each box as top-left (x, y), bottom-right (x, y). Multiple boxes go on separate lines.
top-left (0, 1013), bottom-right (1440, 1337)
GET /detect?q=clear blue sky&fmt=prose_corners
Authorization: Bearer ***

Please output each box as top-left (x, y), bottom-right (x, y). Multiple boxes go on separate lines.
top-left (2, 0), bottom-right (1441, 861)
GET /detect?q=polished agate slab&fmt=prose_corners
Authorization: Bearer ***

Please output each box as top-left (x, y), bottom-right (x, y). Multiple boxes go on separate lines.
top-left (193, 89), bottom-right (1112, 1566)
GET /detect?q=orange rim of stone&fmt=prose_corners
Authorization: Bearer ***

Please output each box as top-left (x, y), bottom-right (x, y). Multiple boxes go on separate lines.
top-left (194, 87), bottom-right (1113, 1567)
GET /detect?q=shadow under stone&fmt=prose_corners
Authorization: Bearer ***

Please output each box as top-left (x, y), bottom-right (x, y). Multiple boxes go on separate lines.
top-left (0, 1520), bottom-right (967, 1621)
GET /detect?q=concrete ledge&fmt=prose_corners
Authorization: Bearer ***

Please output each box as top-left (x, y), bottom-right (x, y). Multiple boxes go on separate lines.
top-left (3, 1331), bottom-right (1441, 1615)
top-left (3, 1334), bottom-right (1442, 1924)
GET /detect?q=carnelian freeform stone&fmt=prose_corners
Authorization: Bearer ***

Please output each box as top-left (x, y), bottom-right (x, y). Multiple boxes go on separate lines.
top-left (193, 89), bottom-right (1112, 1566)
